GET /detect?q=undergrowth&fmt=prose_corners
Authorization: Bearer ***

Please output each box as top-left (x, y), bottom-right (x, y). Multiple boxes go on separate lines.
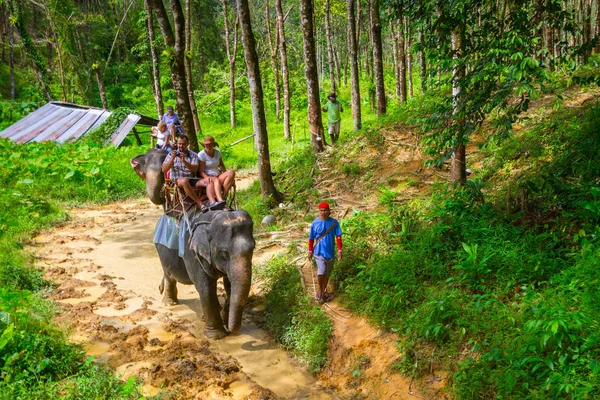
top-left (0, 138), bottom-right (148, 398)
top-left (329, 98), bottom-right (600, 398)
top-left (257, 255), bottom-right (332, 373)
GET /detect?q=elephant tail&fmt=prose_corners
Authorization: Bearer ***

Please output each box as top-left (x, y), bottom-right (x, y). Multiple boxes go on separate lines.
top-left (159, 277), bottom-right (165, 295)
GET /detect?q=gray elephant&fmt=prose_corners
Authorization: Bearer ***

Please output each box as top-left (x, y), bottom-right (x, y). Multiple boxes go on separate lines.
top-left (131, 149), bottom-right (255, 339)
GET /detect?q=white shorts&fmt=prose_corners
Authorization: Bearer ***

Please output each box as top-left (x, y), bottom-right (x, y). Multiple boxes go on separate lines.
top-left (314, 255), bottom-right (334, 277)
top-left (328, 121), bottom-right (341, 136)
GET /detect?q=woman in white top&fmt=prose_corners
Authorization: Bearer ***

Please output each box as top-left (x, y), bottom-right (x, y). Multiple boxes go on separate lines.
top-left (198, 135), bottom-right (235, 208)
top-left (151, 121), bottom-right (172, 151)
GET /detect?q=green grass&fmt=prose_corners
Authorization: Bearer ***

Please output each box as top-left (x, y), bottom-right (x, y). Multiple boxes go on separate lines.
top-left (256, 255), bottom-right (332, 373)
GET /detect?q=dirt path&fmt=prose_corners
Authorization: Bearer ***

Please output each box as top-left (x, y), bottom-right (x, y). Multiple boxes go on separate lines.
top-left (32, 200), bottom-right (330, 399)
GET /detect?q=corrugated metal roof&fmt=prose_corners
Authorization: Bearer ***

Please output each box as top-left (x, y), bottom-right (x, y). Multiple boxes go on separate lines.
top-left (0, 101), bottom-right (157, 147)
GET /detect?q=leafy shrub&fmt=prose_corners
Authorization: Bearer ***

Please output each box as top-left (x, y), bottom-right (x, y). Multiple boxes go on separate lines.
top-left (260, 256), bottom-right (332, 372)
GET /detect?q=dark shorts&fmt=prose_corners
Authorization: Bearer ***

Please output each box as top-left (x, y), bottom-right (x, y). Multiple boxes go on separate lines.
top-left (189, 178), bottom-right (201, 187)
top-left (314, 255), bottom-right (334, 277)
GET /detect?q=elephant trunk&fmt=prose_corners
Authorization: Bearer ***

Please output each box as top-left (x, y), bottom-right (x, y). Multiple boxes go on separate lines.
top-left (227, 256), bottom-right (252, 333)
top-left (146, 169), bottom-right (165, 205)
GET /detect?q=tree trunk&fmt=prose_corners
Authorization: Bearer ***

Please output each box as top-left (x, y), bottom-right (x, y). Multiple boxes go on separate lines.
top-left (266, 1), bottom-right (281, 121)
top-left (93, 63), bottom-right (109, 109)
top-left (8, 0), bottom-right (52, 101)
top-left (300, 0), bottom-right (326, 152)
top-left (334, 45), bottom-right (341, 89)
top-left (370, 0), bottom-right (386, 115)
top-left (148, 0), bottom-right (198, 150)
top-left (397, 21), bottom-right (407, 103)
top-left (450, 24), bottom-right (466, 185)
top-left (418, 26), bottom-right (426, 94)
top-left (325, 0), bottom-right (336, 94)
top-left (145, 0), bottom-right (164, 119)
top-left (185, 0), bottom-right (202, 135)
top-left (348, 0), bottom-right (362, 132)
top-left (405, 21), bottom-right (413, 98)
top-left (275, 0), bottom-right (291, 140)
top-left (356, 0), bottom-right (362, 76)
top-left (595, 0), bottom-right (600, 52)
top-left (237, 0), bottom-right (282, 203)
top-left (9, 23), bottom-right (15, 100)
top-left (223, 0), bottom-right (239, 129)
top-left (391, 21), bottom-right (400, 99)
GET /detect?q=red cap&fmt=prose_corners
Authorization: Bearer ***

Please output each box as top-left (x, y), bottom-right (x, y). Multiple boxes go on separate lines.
top-left (318, 201), bottom-right (330, 210)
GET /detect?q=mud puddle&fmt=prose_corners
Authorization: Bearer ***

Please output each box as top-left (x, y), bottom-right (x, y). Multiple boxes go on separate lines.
top-left (32, 199), bottom-right (330, 399)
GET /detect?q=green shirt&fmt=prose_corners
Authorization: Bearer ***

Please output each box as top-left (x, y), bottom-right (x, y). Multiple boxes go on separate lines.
top-left (323, 100), bottom-right (343, 124)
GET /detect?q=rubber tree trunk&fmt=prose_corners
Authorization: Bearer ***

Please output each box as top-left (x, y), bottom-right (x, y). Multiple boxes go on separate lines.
top-left (300, 0), bottom-right (326, 152)
top-left (265, 1), bottom-right (282, 121)
top-left (93, 63), bottom-right (109, 109)
top-left (275, 0), bottom-right (291, 140)
top-left (222, 0), bottom-right (239, 129)
top-left (325, 0), bottom-right (336, 94)
top-left (237, 0), bottom-right (282, 203)
top-left (185, 0), bottom-right (202, 135)
top-left (9, 23), bottom-right (15, 99)
top-left (147, 0), bottom-right (198, 150)
top-left (347, 0), bottom-right (362, 132)
top-left (370, 0), bottom-right (386, 116)
top-left (450, 24), bottom-right (466, 185)
top-left (418, 26), bottom-right (427, 95)
top-left (145, 0), bottom-right (164, 119)
top-left (8, 0), bottom-right (52, 101)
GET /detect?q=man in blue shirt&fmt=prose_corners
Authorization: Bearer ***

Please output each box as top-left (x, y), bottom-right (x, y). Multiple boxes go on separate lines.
top-left (308, 201), bottom-right (343, 303)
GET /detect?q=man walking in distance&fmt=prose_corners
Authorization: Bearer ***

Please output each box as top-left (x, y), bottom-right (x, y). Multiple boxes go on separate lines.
top-left (308, 202), bottom-right (343, 303)
top-left (162, 135), bottom-right (217, 212)
top-left (322, 93), bottom-right (343, 144)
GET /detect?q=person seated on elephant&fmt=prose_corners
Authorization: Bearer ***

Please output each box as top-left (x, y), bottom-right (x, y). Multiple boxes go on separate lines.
top-left (151, 121), bottom-right (172, 151)
top-left (162, 135), bottom-right (217, 213)
top-left (162, 105), bottom-right (183, 138)
top-left (198, 135), bottom-right (236, 210)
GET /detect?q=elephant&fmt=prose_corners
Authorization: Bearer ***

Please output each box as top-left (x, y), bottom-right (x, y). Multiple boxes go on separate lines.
top-left (131, 149), bottom-right (255, 339)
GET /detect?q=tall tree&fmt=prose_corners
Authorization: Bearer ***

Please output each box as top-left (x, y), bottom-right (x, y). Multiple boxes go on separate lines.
top-left (144, 0), bottom-right (164, 119)
top-left (450, 22), bottom-right (466, 184)
top-left (418, 25), bottom-right (426, 94)
top-left (92, 62), bottom-right (109, 109)
top-left (275, 0), bottom-right (291, 140)
top-left (222, 0), bottom-right (239, 129)
top-left (7, 0), bottom-right (52, 101)
top-left (300, 0), bottom-right (326, 152)
top-left (265, 0), bottom-right (282, 121)
top-left (185, 0), bottom-right (202, 135)
top-left (325, 0), bottom-right (337, 93)
top-left (370, 0), bottom-right (386, 115)
top-left (347, 0), bottom-right (362, 131)
top-left (147, 0), bottom-right (198, 149)
top-left (9, 22), bottom-right (15, 100)
top-left (237, 0), bottom-right (282, 203)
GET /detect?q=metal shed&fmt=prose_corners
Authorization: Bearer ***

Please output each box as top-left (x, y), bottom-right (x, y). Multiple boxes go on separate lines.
top-left (0, 101), bottom-right (158, 147)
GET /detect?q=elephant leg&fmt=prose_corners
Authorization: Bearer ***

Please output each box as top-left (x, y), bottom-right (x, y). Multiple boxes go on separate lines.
top-left (159, 274), bottom-right (179, 306)
top-left (221, 277), bottom-right (231, 327)
top-left (196, 275), bottom-right (227, 340)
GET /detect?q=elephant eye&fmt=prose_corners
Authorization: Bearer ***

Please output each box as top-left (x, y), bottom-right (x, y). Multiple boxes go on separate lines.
top-left (219, 250), bottom-right (228, 259)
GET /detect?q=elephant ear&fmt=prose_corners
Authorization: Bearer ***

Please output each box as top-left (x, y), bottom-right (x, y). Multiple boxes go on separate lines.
top-left (130, 154), bottom-right (147, 180)
top-left (190, 220), bottom-right (212, 262)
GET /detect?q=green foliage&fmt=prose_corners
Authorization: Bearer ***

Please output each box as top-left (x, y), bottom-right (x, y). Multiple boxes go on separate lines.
top-left (0, 137), bottom-right (147, 398)
top-left (259, 256), bottom-right (332, 372)
top-left (0, 288), bottom-right (141, 399)
top-left (86, 107), bottom-right (135, 144)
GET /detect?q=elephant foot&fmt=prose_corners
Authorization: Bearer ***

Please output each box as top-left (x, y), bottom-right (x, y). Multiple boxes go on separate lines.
top-left (162, 296), bottom-right (179, 306)
top-left (205, 327), bottom-right (228, 340)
